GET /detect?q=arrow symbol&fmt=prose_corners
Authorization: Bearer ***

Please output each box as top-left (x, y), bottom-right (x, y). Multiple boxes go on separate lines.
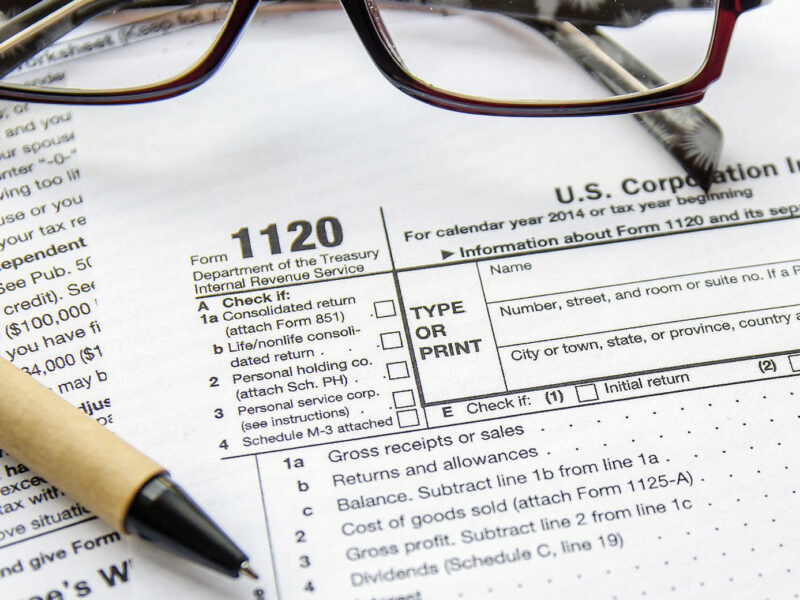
top-left (441, 250), bottom-right (454, 260)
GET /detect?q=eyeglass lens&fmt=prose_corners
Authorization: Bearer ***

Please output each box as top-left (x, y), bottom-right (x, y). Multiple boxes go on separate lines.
top-left (370, 0), bottom-right (718, 101)
top-left (0, 1), bottom-right (235, 91)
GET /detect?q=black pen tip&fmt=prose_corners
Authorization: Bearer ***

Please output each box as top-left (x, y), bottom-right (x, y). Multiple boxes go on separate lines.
top-left (240, 562), bottom-right (259, 580)
top-left (125, 475), bottom-right (253, 579)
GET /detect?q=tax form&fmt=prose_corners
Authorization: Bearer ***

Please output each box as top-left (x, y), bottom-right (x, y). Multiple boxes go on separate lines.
top-left (0, 2), bottom-right (798, 599)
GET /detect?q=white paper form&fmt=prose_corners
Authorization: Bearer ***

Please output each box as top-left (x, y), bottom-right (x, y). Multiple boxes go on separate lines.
top-left (2, 1), bottom-right (800, 599)
top-left (0, 105), bottom-right (136, 596)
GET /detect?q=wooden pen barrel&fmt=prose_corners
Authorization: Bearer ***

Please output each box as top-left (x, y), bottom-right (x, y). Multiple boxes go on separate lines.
top-left (0, 358), bottom-right (165, 531)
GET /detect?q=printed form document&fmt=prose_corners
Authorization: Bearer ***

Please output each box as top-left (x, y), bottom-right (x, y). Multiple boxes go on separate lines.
top-left (0, 3), bottom-right (798, 599)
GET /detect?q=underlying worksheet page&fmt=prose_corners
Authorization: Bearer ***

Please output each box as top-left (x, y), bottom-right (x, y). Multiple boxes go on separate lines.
top-left (0, 102), bottom-right (134, 600)
top-left (0, 2), bottom-right (798, 599)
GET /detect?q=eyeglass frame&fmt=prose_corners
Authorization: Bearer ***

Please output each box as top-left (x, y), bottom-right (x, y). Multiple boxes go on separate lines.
top-left (0, 0), bottom-right (766, 115)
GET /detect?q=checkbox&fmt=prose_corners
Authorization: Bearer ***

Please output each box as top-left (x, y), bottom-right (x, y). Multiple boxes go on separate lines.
top-left (790, 354), bottom-right (800, 373)
top-left (374, 300), bottom-right (397, 318)
top-left (396, 409), bottom-right (420, 428)
top-left (387, 361), bottom-right (410, 380)
top-left (393, 390), bottom-right (416, 409)
top-left (576, 383), bottom-right (598, 403)
top-left (380, 332), bottom-right (403, 350)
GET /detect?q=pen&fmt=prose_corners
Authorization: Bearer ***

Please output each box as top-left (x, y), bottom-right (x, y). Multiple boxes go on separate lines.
top-left (0, 358), bottom-right (257, 580)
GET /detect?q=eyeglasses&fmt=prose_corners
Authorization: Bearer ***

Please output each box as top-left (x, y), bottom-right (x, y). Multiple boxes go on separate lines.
top-left (0, 0), bottom-right (767, 183)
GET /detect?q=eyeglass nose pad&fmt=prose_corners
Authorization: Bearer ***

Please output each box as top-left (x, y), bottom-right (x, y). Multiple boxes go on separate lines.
top-left (363, 0), bottom-right (407, 68)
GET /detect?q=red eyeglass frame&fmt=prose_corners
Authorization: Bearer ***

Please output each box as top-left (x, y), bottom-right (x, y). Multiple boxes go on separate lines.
top-left (0, 0), bottom-right (763, 115)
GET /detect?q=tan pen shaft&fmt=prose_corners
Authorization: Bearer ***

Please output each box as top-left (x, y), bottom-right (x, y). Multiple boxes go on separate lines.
top-left (0, 357), bottom-right (164, 531)
top-left (0, 358), bottom-right (256, 579)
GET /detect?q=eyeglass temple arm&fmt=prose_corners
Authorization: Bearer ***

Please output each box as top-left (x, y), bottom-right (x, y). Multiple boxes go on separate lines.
top-left (523, 18), bottom-right (722, 190)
